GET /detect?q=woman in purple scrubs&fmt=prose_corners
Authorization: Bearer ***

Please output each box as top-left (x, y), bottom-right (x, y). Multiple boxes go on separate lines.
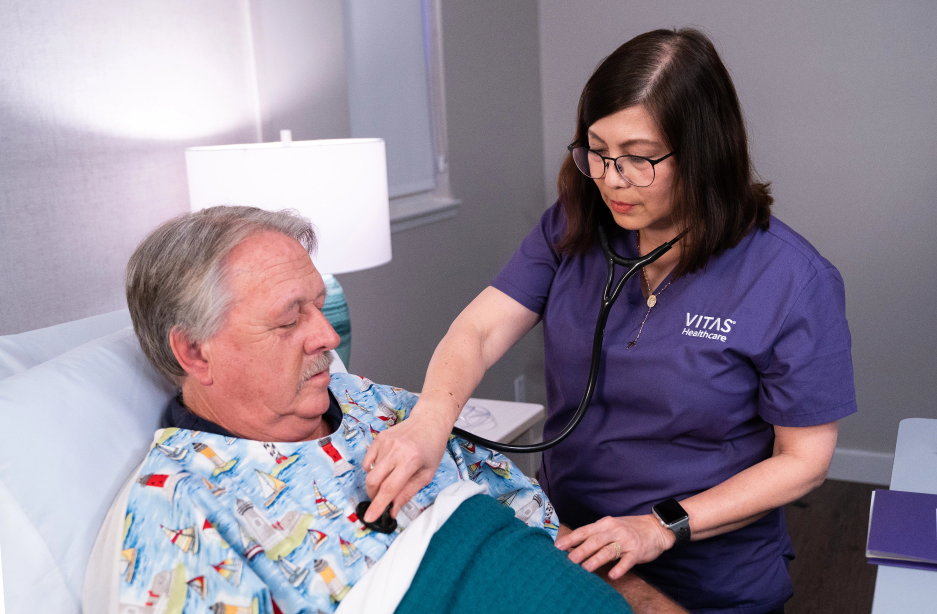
top-left (364, 29), bottom-right (856, 614)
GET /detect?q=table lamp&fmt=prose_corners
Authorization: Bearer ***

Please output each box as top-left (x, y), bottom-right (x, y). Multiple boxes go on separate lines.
top-left (185, 131), bottom-right (392, 367)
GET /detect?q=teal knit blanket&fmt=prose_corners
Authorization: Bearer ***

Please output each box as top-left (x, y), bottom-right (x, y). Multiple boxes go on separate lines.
top-left (396, 495), bottom-right (634, 614)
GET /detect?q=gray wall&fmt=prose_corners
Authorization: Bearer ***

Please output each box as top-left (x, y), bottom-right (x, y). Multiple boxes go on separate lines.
top-left (0, 0), bottom-right (548, 406)
top-left (538, 0), bottom-right (937, 456)
top-left (0, 0), bottom-right (259, 334)
top-left (338, 0), bottom-right (548, 403)
top-left (7, 0), bottom-right (923, 463)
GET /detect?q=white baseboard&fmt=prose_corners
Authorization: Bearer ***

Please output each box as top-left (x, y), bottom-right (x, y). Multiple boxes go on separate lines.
top-left (826, 447), bottom-right (894, 486)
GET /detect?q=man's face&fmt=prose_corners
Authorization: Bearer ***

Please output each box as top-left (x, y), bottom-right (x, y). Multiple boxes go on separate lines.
top-left (198, 231), bottom-right (340, 441)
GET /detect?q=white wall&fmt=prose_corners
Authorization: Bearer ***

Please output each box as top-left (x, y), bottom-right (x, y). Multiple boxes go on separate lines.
top-left (251, 0), bottom-right (351, 141)
top-left (538, 0), bottom-right (937, 464)
top-left (0, 0), bottom-right (548, 407)
top-left (0, 0), bottom-right (260, 334)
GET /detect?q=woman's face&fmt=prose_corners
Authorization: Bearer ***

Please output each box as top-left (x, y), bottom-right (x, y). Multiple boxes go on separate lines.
top-left (587, 105), bottom-right (678, 236)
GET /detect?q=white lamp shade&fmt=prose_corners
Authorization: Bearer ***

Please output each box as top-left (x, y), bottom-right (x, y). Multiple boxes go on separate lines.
top-left (185, 138), bottom-right (392, 275)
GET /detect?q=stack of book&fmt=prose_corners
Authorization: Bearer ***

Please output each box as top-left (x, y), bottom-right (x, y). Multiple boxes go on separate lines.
top-left (866, 489), bottom-right (937, 571)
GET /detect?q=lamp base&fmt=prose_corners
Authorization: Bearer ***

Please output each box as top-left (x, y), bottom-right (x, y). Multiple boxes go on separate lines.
top-left (322, 274), bottom-right (351, 368)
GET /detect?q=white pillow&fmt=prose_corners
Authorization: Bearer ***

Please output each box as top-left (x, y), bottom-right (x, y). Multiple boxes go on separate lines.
top-left (0, 310), bottom-right (132, 381)
top-left (0, 327), bottom-right (174, 614)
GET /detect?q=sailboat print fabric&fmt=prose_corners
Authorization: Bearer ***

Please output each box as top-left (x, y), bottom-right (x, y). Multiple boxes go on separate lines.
top-left (116, 373), bottom-right (558, 614)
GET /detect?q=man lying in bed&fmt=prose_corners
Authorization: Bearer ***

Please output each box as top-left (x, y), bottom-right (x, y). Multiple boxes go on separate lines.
top-left (84, 206), bottom-right (685, 614)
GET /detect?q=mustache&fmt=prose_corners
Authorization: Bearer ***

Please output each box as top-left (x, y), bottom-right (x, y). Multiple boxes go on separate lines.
top-left (296, 351), bottom-right (334, 394)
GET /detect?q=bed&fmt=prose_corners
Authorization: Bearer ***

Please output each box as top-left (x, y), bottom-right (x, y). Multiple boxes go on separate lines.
top-left (0, 311), bottom-right (352, 613)
top-left (0, 312), bottom-right (559, 614)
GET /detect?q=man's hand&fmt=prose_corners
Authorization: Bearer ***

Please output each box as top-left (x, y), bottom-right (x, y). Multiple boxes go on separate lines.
top-left (555, 514), bottom-right (675, 579)
top-left (556, 524), bottom-right (688, 613)
top-left (361, 396), bottom-right (453, 523)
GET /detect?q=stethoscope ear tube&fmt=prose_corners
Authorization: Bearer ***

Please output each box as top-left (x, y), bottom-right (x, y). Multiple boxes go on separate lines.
top-left (451, 224), bottom-right (687, 453)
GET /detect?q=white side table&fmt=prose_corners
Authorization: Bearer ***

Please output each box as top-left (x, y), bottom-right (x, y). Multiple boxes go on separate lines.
top-left (455, 398), bottom-right (546, 478)
top-left (870, 418), bottom-right (937, 613)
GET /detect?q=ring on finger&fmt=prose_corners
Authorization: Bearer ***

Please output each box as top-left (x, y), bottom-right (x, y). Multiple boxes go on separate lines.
top-left (608, 541), bottom-right (622, 559)
top-left (369, 463), bottom-right (375, 471)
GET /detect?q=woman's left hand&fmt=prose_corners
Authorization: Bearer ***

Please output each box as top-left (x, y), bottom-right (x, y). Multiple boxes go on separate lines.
top-left (555, 515), bottom-right (676, 579)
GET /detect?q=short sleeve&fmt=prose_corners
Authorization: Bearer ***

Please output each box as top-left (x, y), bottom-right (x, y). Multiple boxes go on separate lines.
top-left (758, 265), bottom-right (858, 426)
top-left (491, 203), bottom-right (565, 315)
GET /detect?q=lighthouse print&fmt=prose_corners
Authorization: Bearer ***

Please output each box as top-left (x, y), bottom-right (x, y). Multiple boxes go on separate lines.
top-left (192, 442), bottom-right (238, 476)
top-left (263, 442), bottom-right (298, 477)
top-left (314, 558), bottom-right (351, 603)
top-left (137, 472), bottom-right (190, 504)
top-left (514, 493), bottom-right (543, 524)
top-left (395, 499), bottom-right (424, 529)
top-left (118, 563), bottom-right (187, 614)
top-left (237, 499), bottom-right (294, 552)
top-left (318, 436), bottom-right (353, 476)
top-left (239, 525), bottom-right (264, 560)
top-left (201, 518), bottom-right (229, 548)
top-left (544, 501), bottom-right (559, 530)
top-left (210, 598), bottom-right (259, 614)
top-left (345, 512), bottom-right (371, 538)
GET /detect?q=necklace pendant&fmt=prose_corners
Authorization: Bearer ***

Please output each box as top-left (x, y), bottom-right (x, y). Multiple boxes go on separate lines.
top-left (627, 340), bottom-right (636, 349)
top-left (646, 294), bottom-right (657, 308)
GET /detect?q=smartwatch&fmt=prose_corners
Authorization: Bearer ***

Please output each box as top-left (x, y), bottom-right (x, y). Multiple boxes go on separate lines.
top-left (652, 497), bottom-right (691, 546)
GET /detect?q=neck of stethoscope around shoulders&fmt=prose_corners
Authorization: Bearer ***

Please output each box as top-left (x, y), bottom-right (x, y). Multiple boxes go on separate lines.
top-left (451, 223), bottom-right (689, 454)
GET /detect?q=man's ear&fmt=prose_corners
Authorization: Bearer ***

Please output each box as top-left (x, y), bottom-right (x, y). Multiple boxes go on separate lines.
top-left (169, 327), bottom-right (213, 386)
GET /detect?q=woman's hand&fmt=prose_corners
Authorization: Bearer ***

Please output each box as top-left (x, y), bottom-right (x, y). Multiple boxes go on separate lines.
top-left (555, 514), bottom-right (675, 579)
top-left (362, 287), bottom-right (540, 524)
top-left (361, 393), bottom-right (454, 523)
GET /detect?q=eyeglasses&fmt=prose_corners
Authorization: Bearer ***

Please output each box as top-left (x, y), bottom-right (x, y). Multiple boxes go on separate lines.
top-left (568, 145), bottom-right (675, 187)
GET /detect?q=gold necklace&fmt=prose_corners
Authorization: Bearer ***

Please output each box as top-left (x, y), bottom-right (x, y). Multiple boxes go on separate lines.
top-left (627, 231), bottom-right (674, 349)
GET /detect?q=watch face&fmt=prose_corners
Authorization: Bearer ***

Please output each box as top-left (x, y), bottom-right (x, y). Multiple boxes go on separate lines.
top-left (654, 498), bottom-right (689, 525)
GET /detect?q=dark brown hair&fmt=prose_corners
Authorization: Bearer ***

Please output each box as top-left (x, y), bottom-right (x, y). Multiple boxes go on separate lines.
top-left (556, 28), bottom-right (772, 276)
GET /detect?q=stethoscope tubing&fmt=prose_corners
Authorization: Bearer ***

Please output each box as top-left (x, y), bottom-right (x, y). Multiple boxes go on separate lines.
top-left (452, 223), bottom-right (688, 454)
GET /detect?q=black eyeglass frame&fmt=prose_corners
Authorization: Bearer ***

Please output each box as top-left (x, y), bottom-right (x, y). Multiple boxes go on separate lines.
top-left (567, 145), bottom-right (676, 187)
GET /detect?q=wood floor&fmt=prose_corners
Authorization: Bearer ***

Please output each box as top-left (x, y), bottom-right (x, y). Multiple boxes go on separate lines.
top-left (784, 479), bottom-right (879, 614)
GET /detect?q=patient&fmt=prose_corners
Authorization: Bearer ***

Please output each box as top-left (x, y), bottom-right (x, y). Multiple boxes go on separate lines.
top-left (84, 206), bottom-right (684, 614)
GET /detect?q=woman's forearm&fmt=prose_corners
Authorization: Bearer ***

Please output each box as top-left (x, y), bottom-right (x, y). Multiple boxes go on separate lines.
top-left (416, 316), bottom-right (492, 424)
top-left (414, 286), bottom-right (540, 425)
top-left (555, 422), bottom-right (838, 578)
top-left (680, 421), bottom-right (838, 541)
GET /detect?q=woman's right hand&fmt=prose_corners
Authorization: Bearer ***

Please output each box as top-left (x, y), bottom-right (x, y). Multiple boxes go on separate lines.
top-left (361, 287), bottom-right (540, 523)
top-left (361, 391), bottom-right (457, 522)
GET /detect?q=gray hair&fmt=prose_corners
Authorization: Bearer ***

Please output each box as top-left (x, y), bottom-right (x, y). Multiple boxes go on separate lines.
top-left (126, 206), bottom-right (316, 386)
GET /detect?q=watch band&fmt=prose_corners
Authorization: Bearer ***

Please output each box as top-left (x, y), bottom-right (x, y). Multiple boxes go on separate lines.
top-left (652, 497), bottom-right (691, 546)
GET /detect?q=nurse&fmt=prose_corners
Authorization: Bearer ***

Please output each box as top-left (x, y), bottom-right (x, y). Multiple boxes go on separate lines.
top-left (364, 28), bottom-right (856, 613)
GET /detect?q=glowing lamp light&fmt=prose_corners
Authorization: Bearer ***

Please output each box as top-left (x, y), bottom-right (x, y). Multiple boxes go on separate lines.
top-left (184, 132), bottom-right (392, 275)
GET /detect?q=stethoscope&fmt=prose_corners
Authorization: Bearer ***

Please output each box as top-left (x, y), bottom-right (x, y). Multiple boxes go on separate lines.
top-left (360, 222), bottom-right (687, 532)
top-left (452, 222), bottom-right (688, 454)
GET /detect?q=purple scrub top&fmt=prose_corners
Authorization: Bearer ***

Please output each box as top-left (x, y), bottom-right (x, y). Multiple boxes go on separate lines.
top-left (492, 203), bottom-right (857, 613)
